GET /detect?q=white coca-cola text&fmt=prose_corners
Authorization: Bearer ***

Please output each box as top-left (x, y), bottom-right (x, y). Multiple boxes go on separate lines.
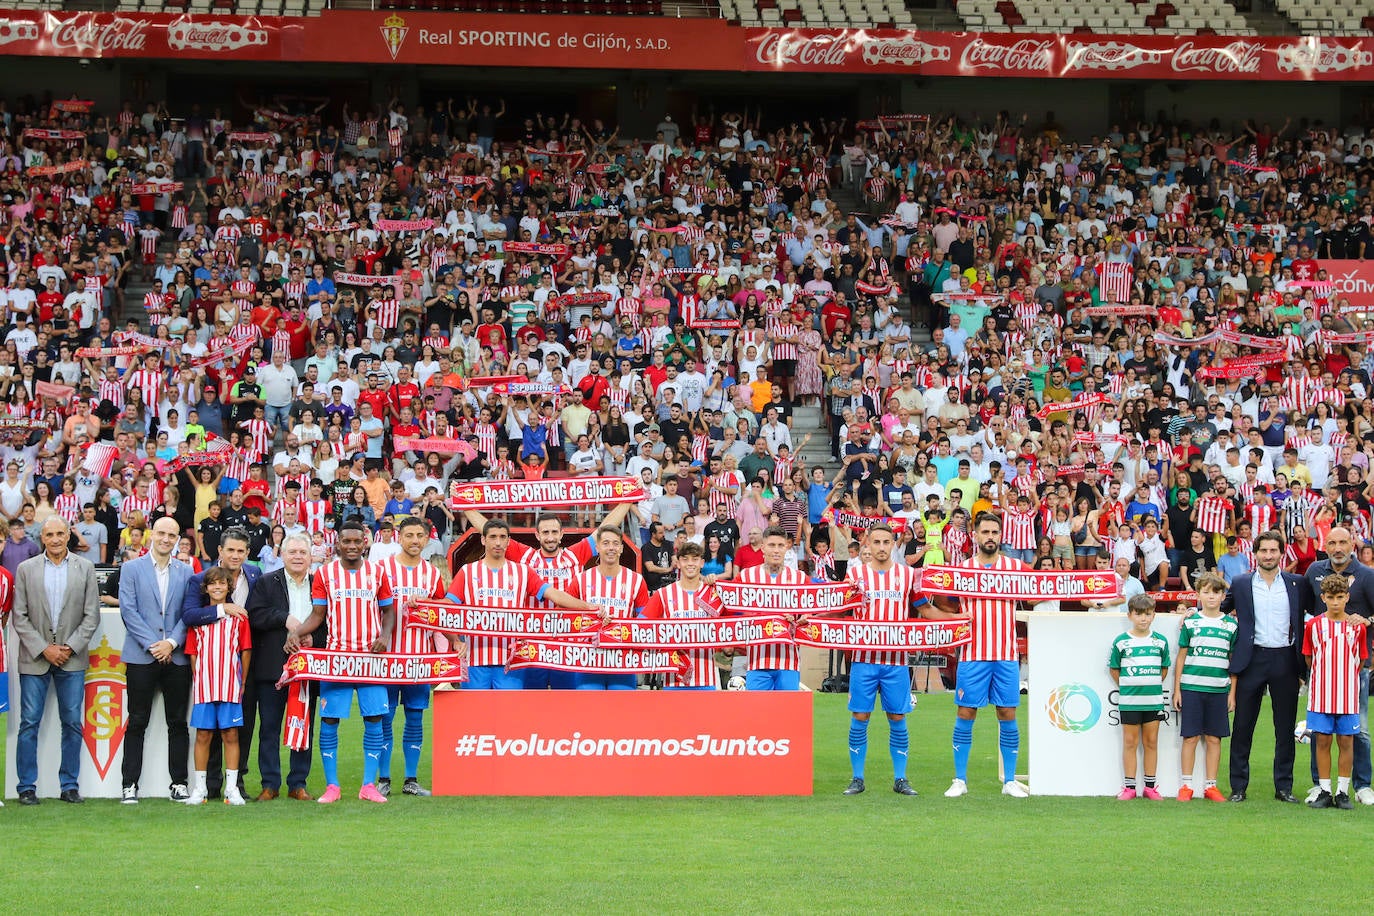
top-left (860, 36), bottom-right (950, 66)
top-left (49, 17), bottom-right (149, 53)
top-left (958, 38), bottom-right (1054, 73)
top-left (754, 31), bottom-right (848, 67)
top-left (1170, 40), bottom-right (1262, 74)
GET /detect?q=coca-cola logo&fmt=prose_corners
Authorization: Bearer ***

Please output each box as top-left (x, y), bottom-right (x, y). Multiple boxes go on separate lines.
top-left (1064, 40), bottom-right (1164, 71)
top-left (1275, 41), bottom-right (1374, 74)
top-left (753, 31), bottom-right (849, 67)
top-left (49, 17), bottom-right (149, 53)
top-left (860, 36), bottom-right (950, 67)
top-left (0, 18), bottom-right (41, 47)
top-left (1171, 40), bottom-right (1261, 74)
top-left (167, 21), bottom-right (269, 52)
top-left (958, 38), bottom-right (1055, 74)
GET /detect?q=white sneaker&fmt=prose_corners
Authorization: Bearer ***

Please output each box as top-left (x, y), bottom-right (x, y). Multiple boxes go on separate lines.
top-left (1002, 780), bottom-right (1031, 798)
top-left (944, 778), bottom-right (968, 798)
top-left (184, 788), bottom-right (208, 806)
top-left (121, 786), bottom-right (139, 805)
top-left (1305, 785), bottom-right (1323, 804)
top-left (1356, 786), bottom-right (1374, 806)
top-left (726, 676), bottom-right (746, 691)
top-left (224, 789), bottom-right (247, 807)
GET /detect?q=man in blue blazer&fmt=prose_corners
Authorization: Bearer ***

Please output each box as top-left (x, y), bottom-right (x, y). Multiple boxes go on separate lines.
top-left (119, 516), bottom-right (195, 804)
top-left (1222, 530), bottom-right (1314, 803)
top-left (181, 527), bottom-right (261, 799)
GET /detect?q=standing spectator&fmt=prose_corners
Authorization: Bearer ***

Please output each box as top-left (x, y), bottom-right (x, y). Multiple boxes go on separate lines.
top-left (1224, 530), bottom-right (1314, 803)
top-left (10, 517), bottom-right (101, 804)
top-left (118, 516), bottom-right (195, 803)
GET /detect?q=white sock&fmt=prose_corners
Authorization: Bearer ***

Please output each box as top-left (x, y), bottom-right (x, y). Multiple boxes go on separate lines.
top-left (1338, 776), bottom-right (1351, 793)
top-left (194, 771), bottom-right (207, 792)
top-left (1320, 778), bottom-right (1331, 792)
top-left (226, 769), bottom-right (239, 793)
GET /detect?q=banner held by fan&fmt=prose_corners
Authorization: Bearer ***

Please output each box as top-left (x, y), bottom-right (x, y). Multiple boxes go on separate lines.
top-left (280, 649), bottom-right (467, 684)
top-left (792, 618), bottom-right (973, 652)
top-left (919, 566), bottom-right (1121, 601)
top-left (447, 476), bottom-right (646, 510)
top-left (596, 617), bottom-right (792, 649)
top-left (506, 640), bottom-right (689, 675)
top-left (714, 581), bottom-right (864, 615)
top-left (408, 604), bottom-right (604, 640)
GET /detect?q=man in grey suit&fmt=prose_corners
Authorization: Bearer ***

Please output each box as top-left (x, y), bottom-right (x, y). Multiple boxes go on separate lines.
top-left (119, 516), bottom-right (195, 804)
top-left (10, 517), bottom-right (100, 804)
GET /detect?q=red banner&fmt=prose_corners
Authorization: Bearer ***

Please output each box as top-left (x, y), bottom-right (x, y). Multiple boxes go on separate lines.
top-left (226, 131), bottom-right (277, 142)
top-left (0, 13), bottom-right (1369, 82)
top-left (791, 617), bottom-right (972, 652)
top-left (185, 335), bottom-right (256, 369)
top-left (1195, 352), bottom-right (1288, 380)
top-left (282, 649), bottom-right (467, 684)
top-left (490, 381), bottom-right (570, 398)
top-left (393, 436), bottom-right (478, 460)
top-left (408, 603), bottom-right (604, 640)
top-left (128, 181), bottom-right (183, 194)
top-left (504, 241), bottom-right (570, 257)
top-left (1085, 305), bottom-right (1154, 317)
top-left (506, 640), bottom-right (689, 675)
top-left (447, 476), bottom-right (645, 510)
top-left (161, 451), bottom-right (231, 474)
top-left (375, 218), bottom-right (434, 232)
top-left (827, 508), bottom-right (910, 534)
top-left (25, 128), bottom-right (86, 140)
top-left (431, 691), bottom-right (813, 796)
top-left (920, 566), bottom-right (1121, 600)
top-left (597, 617), bottom-right (792, 649)
top-left (1318, 260), bottom-right (1374, 308)
top-left (34, 380), bottom-right (75, 401)
top-left (554, 290), bottom-right (611, 309)
top-left (26, 161), bottom-right (85, 177)
top-left (1216, 327), bottom-right (1286, 351)
top-left (714, 581), bottom-right (864, 615)
top-left (1036, 392), bottom-right (1112, 419)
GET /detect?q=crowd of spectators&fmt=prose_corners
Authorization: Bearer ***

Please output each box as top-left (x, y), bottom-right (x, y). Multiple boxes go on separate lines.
top-left (0, 94), bottom-right (1373, 596)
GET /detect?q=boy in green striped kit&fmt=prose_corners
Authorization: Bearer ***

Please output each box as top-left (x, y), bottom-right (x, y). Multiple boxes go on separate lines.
top-left (1109, 594), bottom-right (1171, 800)
top-left (1172, 572), bottom-right (1238, 803)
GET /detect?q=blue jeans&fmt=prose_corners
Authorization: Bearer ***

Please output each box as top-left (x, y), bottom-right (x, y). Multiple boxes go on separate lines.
top-left (265, 403), bottom-right (291, 435)
top-left (1310, 667), bottom-right (1371, 790)
top-left (17, 667), bottom-right (86, 794)
top-left (1000, 547), bottom-right (1035, 564)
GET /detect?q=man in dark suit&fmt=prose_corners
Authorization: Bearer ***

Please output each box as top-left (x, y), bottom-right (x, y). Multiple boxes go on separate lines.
top-left (180, 527), bottom-right (261, 798)
top-left (1223, 529), bottom-right (1314, 803)
top-left (243, 532), bottom-right (318, 801)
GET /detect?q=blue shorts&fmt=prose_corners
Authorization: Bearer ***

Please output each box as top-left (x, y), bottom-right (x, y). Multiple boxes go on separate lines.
top-left (1180, 689), bottom-right (1230, 738)
top-left (746, 669), bottom-right (801, 691)
top-left (319, 682), bottom-right (389, 719)
top-left (0, 675), bottom-right (8, 713)
top-left (1308, 710), bottom-right (1361, 736)
top-left (190, 701), bottom-right (244, 730)
top-left (522, 667), bottom-right (580, 690)
top-left (955, 660), bottom-right (1021, 709)
top-left (218, 477), bottom-right (240, 495)
top-left (386, 683), bottom-right (431, 711)
top-left (575, 673), bottom-right (637, 690)
top-left (464, 665), bottom-right (525, 690)
top-left (848, 662), bottom-right (912, 715)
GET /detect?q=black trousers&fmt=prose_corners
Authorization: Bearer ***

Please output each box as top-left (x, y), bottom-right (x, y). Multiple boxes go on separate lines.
top-left (249, 680), bottom-right (315, 792)
top-left (1229, 646), bottom-right (1300, 795)
top-left (122, 662), bottom-right (192, 790)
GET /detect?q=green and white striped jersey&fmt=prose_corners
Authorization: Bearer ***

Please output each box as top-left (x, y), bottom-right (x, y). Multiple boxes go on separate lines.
top-left (1109, 631), bottom-right (1171, 712)
top-left (1177, 610), bottom-right (1238, 694)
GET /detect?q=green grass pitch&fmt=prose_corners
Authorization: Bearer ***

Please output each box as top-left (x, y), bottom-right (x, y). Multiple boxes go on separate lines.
top-left (3, 693), bottom-right (1362, 914)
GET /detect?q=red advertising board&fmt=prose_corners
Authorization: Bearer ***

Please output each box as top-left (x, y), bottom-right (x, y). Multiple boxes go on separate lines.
top-left (1319, 260), bottom-right (1374, 309)
top-left (0, 11), bottom-right (1371, 80)
top-left (431, 690), bottom-right (814, 796)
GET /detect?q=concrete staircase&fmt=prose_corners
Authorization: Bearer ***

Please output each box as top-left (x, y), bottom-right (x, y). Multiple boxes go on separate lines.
top-left (1230, 0), bottom-right (1298, 34)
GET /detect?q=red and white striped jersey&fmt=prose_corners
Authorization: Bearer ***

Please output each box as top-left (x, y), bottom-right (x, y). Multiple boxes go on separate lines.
top-left (225, 448), bottom-right (252, 482)
top-left (446, 559), bottom-right (549, 667)
top-left (1194, 495), bottom-right (1231, 534)
top-left (271, 329), bottom-right (292, 362)
top-left (845, 561), bottom-right (921, 666)
top-left (506, 537), bottom-right (595, 600)
top-left (574, 565), bottom-right (649, 619)
top-left (379, 556), bottom-right (447, 655)
top-left (229, 322), bottom-right (262, 346)
top-left (98, 376), bottom-right (125, 408)
top-left (54, 492), bottom-right (80, 523)
top-left (311, 559), bottom-right (395, 653)
top-left (1096, 261), bottom-right (1133, 303)
top-left (707, 471), bottom-right (741, 515)
top-left (186, 614), bottom-right (252, 704)
top-left (765, 314), bottom-right (798, 360)
top-left (231, 278), bottom-right (256, 301)
top-left (297, 498), bottom-right (329, 534)
top-left (244, 418), bottom-right (273, 457)
top-left (372, 297), bottom-right (400, 330)
top-left (1000, 507), bottom-right (1038, 551)
top-left (1245, 503), bottom-right (1276, 535)
top-left (0, 566), bottom-right (12, 673)
top-left (958, 553), bottom-right (1027, 663)
top-left (121, 493), bottom-right (159, 520)
top-left (126, 368), bottom-right (164, 411)
top-left (643, 581), bottom-right (723, 689)
top-left (1302, 615), bottom-right (1368, 715)
top-left (736, 564), bottom-right (805, 671)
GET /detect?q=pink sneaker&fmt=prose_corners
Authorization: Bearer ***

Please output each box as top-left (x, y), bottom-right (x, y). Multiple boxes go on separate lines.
top-left (1116, 787), bottom-right (1137, 800)
top-left (317, 785), bottom-right (342, 804)
top-left (1141, 786), bottom-right (1163, 801)
top-left (358, 783), bottom-right (388, 804)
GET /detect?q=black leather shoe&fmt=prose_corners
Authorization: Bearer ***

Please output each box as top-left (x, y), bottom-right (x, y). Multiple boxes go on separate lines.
top-left (18, 791), bottom-right (39, 806)
top-left (843, 777), bottom-right (866, 796)
top-left (1308, 789), bottom-right (1334, 809)
top-left (892, 778), bottom-right (918, 796)
top-left (1274, 790), bottom-right (1301, 803)
top-left (1228, 791), bottom-right (1246, 802)
top-left (59, 789), bottom-right (83, 804)
top-left (1334, 792), bottom-right (1354, 810)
